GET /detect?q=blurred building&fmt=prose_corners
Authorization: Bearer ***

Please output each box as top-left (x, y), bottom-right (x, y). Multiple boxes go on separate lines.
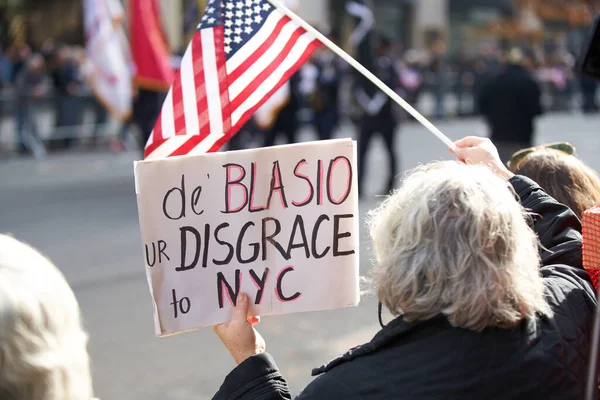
top-left (155, 0), bottom-right (330, 53)
top-left (326, 0), bottom-right (514, 53)
top-left (465, 0), bottom-right (597, 55)
top-left (0, 0), bottom-right (598, 56)
top-left (0, 0), bottom-right (83, 47)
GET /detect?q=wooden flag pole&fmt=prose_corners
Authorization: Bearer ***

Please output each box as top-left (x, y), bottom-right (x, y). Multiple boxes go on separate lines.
top-left (265, 0), bottom-right (456, 151)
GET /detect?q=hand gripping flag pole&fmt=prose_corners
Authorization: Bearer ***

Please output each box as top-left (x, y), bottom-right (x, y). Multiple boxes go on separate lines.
top-left (265, 0), bottom-right (456, 152)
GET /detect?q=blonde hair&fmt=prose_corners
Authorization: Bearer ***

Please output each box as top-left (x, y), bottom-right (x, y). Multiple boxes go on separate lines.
top-left (0, 235), bottom-right (93, 400)
top-left (368, 161), bottom-right (550, 332)
top-left (511, 149), bottom-right (600, 219)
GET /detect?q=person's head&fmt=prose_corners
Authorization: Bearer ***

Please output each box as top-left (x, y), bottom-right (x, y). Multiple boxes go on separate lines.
top-left (404, 49), bottom-right (421, 66)
top-left (507, 48), bottom-right (523, 66)
top-left (55, 46), bottom-right (71, 65)
top-left (375, 35), bottom-right (391, 57)
top-left (26, 54), bottom-right (44, 74)
top-left (40, 39), bottom-right (55, 54)
top-left (509, 146), bottom-right (600, 219)
top-left (73, 48), bottom-right (87, 65)
top-left (368, 161), bottom-right (549, 332)
top-left (0, 235), bottom-right (93, 400)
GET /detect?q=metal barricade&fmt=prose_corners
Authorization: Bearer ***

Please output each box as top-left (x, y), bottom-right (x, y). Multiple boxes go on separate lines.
top-left (0, 87), bottom-right (131, 160)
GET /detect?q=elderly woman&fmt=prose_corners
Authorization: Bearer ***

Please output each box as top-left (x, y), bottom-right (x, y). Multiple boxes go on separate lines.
top-left (508, 143), bottom-right (600, 219)
top-left (212, 137), bottom-right (597, 399)
top-left (0, 235), bottom-right (94, 399)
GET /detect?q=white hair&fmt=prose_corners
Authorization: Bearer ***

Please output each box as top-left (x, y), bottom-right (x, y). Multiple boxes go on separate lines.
top-left (0, 234), bottom-right (93, 400)
top-left (368, 161), bottom-right (550, 332)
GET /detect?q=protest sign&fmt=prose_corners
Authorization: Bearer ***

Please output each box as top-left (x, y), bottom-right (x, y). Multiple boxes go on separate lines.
top-left (135, 139), bottom-right (360, 337)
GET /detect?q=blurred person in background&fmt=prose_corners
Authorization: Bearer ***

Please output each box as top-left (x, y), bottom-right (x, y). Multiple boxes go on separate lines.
top-left (14, 53), bottom-right (49, 156)
top-left (395, 49), bottom-right (424, 120)
top-left (548, 52), bottom-right (575, 112)
top-left (472, 43), bottom-right (501, 113)
top-left (40, 38), bottom-right (57, 65)
top-left (0, 234), bottom-right (95, 399)
top-left (356, 36), bottom-right (400, 196)
top-left (0, 46), bottom-right (12, 86)
top-left (307, 35), bottom-right (342, 142)
top-left (0, 46), bottom-right (11, 143)
top-left (75, 48), bottom-right (109, 148)
top-left (480, 43), bottom-right (501, 75)
top-left (226, 119), bottom-right (259, 151)
top-left (478, 48), bottom-right (543, 164)
top-left (135, 87), bottom-right (166, 155)
top-left (508, 143), bottom-right (600, 219)
top-left (212, 137), bottom-right (596, 399)
top-left (8, 42), bottom-right (31, 84)
top-left (580, 73), bottom-right (598, 114)
top-left (51, 46), bottom-right (82, 150)
top-left (429, 48), bottom-right (448, 120)
top-left (262, 72), bottom-right (302, 147)
top-left (455, 51), bottom-right (476, 117)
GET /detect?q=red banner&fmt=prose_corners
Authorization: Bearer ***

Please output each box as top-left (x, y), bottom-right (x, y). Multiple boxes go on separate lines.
top-left (130, 0), bottom-right (175, 91)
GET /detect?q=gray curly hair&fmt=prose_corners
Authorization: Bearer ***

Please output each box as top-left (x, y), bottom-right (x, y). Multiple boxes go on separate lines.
top-left (368, 161), bottom-right (550, 331)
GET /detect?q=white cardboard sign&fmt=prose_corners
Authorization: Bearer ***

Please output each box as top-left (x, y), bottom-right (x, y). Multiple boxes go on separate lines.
top-left (134, 140), bottom-right (360, 336)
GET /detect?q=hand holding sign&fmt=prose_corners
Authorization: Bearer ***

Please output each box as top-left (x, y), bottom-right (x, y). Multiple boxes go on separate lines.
top-left (135, 139), bottom-right (360, 336)
top-left (213, 293), bottom-right (265, 365)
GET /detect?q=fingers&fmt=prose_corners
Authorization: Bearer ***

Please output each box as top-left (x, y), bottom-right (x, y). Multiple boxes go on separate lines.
top-left (454, 147), bottom-right (474, 161)
top-left (231, 293), bottom-right (249, 322)
top-left (454, 136), bottom-right (488, 149)
top-left (248, 316), bottom-right (261, 326)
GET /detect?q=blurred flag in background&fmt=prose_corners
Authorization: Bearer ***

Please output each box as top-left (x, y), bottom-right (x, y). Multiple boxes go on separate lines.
top-left (130, 0), bottom-right (176, 91)
top-left (83, 0), bottom-right (132, 120)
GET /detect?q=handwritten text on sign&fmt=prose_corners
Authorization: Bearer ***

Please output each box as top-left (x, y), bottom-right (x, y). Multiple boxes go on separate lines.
top-left (135, 140), bottom-right (360, 336)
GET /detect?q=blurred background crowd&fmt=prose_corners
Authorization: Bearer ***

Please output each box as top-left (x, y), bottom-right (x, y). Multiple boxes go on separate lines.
top-left (3, 1), bottom-right (600, 399)
top-left (0, 0), bottom-right (599, 159)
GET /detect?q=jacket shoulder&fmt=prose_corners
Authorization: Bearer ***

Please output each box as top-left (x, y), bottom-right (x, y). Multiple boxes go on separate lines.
top-left (296, 373), bottom-right (362, 400)
top-left (542, 264), bottom-right (597, 318)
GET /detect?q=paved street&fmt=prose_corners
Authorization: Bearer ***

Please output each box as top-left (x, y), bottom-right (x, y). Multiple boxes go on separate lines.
top-left (1, 114), bottom-right (600, 399)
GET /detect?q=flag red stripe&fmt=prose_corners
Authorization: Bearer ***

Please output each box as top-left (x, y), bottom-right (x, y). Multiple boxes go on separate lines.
top-left (172, 72), bottom-right (186, 135)
top-left (214, 27), bottom-right (232, 136)
top-left (169, 135), bottom-right (205, 157)
top-left (144, 137), bottom-right (166, 159)
top-left (227, 16), bottom-right (290, 85)
top-left (212, 39), bottom-right (321, 152)
top-left (192, 32), bottom-right (211, 140)
top-left (229, 27), bottom-right (306, 112)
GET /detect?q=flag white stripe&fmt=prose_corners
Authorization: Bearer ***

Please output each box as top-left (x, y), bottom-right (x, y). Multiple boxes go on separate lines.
top-left (160, 88), bottom-right (176, 140)
top-left (145, 136), bottom-right (192, 160)
top-left (188, 132), bottom-right (225, 154)
top-left (180, 44), bottom-right (200, 136)
top-left (231, 32), bottom-right (314, 125)
top-left (226, 11), bottom-right (283, 73)
top-left (146, 131), bottom-right (153, 147)
top-left (228, 20), bottom-right (300, 101)
top-left (201, 29), bottom-right (224, 137)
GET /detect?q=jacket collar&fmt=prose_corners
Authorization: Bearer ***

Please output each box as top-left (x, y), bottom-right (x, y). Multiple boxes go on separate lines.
top-left (311, 316), bottom-right (448, 376)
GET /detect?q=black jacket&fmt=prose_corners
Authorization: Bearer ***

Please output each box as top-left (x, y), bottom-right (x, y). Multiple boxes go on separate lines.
top-left (214, 176), bottom-right (597, 400)
top-left (478, 64), bottom-right (543, 145)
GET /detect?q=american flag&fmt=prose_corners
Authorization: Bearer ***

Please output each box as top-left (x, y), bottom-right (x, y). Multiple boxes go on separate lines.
top-left (144, 0), bottom-right (321, 160)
